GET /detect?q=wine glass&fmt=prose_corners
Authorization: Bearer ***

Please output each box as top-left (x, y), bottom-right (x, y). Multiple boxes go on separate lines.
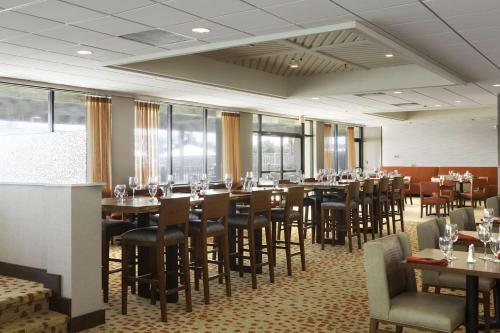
top-left (148, 184), bottom-right (157, 202)
top-left (489, 239), bottom-right (500, 262)
top-left (189, 175), bottom-right (199, 199)
top-left (438, 237), bottom-right (451, 261)
top-left (444, 224), bottom-right (458, 260)
top-left (128, 176), bottom-right (138, 200)
top-left (167, 174), bottom-right (175, 192)
top-left (148, 176), bottom-right (158, 186)
top-left (115, 184), bottom-right (126, 202)
top-left (478, 224), bottom-right (492, 260)
top-left (224, 173), bottom-right (233, 193)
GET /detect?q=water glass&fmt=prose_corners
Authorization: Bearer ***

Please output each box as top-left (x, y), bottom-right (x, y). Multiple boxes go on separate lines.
top-left (148, 184), bottom-right (157, 202)
top-left (224, 173), bottom-right (233, 193)
top-left (444, 224), bottom-right (458, 260)
top-left (148, 176), bottom-right (158, 186)
top-left (438, 237), bottom-right (451, 261)
top-left (128, 176), bottom-right (138, 200)
top-left (115, 184), bottom-right (126, 202)
top-left (478, 224), bottom-right (492, 260)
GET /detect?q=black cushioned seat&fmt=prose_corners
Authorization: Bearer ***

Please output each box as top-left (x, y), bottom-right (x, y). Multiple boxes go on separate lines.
top-left (188, 220), bottom-right (225, 235)
top-left (228, 213), bottom-right (269, 228)
top-left (150, 212), bottom-right (200, 224)
top-left (321, 201), bottom-right (358, 209)
top-left (102, 219), bottom-right (136, 235)
top-left (271, 207), bottom-right (301, 221)
top-left (121, 226), bottom-right (184, 243)
top-left (303, 196), bottom-right (315, 206)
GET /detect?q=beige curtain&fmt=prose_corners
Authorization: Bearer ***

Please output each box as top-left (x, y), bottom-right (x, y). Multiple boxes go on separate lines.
top-left (221, 112), bottom-right (241, 185)
top-left (135, 101), bottom-right (160, 186)
top-left (347, 126), bottom-right (356, 169)
top-left (86, 96), bottom-right (112, 196)
top-left (324, 124), bottom-right (333, 169)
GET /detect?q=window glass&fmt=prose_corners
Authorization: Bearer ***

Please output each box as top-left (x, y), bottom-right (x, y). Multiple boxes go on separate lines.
top-left (304, 136), bottom-right (312, 177)
top-left (304, 120), bottom-right (312, 135)
top-left (54, 91), bottom-right (86, 132)
top-left (337, 124), bottom-right (347, 170)
top-left (0, 85), bottom-right (48, 135)
top-left (282, 137), bottom-right (301, 171)
top-left (171, 105), bottom-right (204, 183)
top-left (158, 104), bottom-right (170, 182)
top-left (252, 133), bottom-right (259, 177)
top-left (261, 115), bottom-right (301, 134)
top-left (207, 109), bottom-right (222, 182)
top-left (253, 114), bottom-right (259, 131)
top-left (261, 136), bottom-right (281, 173)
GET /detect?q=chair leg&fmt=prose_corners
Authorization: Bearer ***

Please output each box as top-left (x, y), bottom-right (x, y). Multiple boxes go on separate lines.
top-left (265, 225), bottom-right (274, 283)
top-left (320, 208), bottom-right (326, 250)
top-left (378, 202), bottom-right (384, 237)
top-left (369, 318), bottom-right (379, 333)
top-left (304, 205), bottom-right (309, 240)
top-left (420, 203), bottom-right (423, 218)
top-left (121, 243), bottom-right (129, 315)
top-left (395, 326), bottom-right (403, 333)
top-left (182, 240), bottom-right (192, 313)
top-left (390, 198), bottom-right (396, 233)
top-left (157, 245), bottom-right (167, 322)
top-left (248, 227), bottom-right (257, 289)
top-left (201, 238), bottom-right (210, 304)
top-left (354, 209), bottom-right (361, 250)
top-left (483, 291), bottom-right (491, 333)
top-left (222, 228), bottom-right (232, 298)
top-left (237, 228), bottom-right (244, 278)
top-left (284, 219), bottom-right (292, 276)
top-left (217, 236), bottom-right (223, 284)
top-left (362, 204), bottom-right (368, 243)
top-left (297, 217), bottom-right (306, 271)
top-left (369, 203), bottom-right (375, 240)
top-left (311, 204), bottom-right (316, 244)
top-left (399, 199), bottom-right (404, 232)
top-left (435, 286), bottom-right (441, 294)
top-left (384, 201), bottom-right (391, 235)
top-left (272, 221), bottom-right (277, 265)
top-left (422, 284), bottom-right (429, 292)
top-left (102, 234), bottom-right (110, 303)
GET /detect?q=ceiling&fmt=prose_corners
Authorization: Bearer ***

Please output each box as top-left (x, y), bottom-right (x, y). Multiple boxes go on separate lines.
top-left (0, 0), bottom-right (498, 125)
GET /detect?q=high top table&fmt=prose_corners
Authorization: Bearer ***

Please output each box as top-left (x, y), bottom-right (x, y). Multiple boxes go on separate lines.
top-left (403, 248), bottom-right (500, 332)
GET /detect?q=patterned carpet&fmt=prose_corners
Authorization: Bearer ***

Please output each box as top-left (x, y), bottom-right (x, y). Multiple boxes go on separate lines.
top-left (84, 199), bottom-right (494, 333)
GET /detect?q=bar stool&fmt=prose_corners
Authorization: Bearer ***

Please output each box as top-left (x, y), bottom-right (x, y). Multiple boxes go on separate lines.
top-left (376, 177), bottom-right (391, 237)
top-left (359, 178), bottom-right (375, 241)
top-left (320, 182), bottom-right (361, 252)
top-left (189, 192), bottom-right (231, 304)
top-left (389, 176), bottom-right (405, 233)
top-left (102, 219), bottom-right (136, 303)
top-left (120, 197), bottom-right (192, 322)
top-left (271, 186), bottom-right (306, 276)
top-left (228, 190), bottom-right (274, 289)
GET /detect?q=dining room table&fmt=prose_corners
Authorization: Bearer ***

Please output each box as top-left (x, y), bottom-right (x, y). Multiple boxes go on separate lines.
top-left (403, 247), bottom-right (500, 333)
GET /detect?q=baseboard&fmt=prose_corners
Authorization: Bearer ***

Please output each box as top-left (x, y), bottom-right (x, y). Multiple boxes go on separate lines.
top-left (69, 309), bottom-right (105, 333)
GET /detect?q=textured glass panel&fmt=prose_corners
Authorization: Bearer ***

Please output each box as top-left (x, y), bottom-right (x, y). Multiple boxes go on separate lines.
top-left (171, 105), bottom-right (203, 183)
top-left (158, 105), bottom-right (170, 182)
top-left (207, 109), bottom-right (222, 181)
top-left (337, 124), bottom-right (347, 170)
top-left (252, 133), bottom-right (259, 177)
top-left (261, 136), bottom-right (281, 172)
top-left (0, 85), bottom-right (48, 134)
top-left (0, 131), bottom-right (86, 183)
top-left (54, 91), bottom-right (86, 131)
top-left (282, 137), bottom-right (301, 171)
top-left (261, 115), bottom-right (301, 134)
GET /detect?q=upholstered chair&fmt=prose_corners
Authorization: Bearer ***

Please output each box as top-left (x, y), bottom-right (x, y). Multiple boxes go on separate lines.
top-left (364, 233), bottom-right (465, 333)
top-left (449, 207), bottom-right (476, 231)
top-left (416, 218), bottom-right (494, 331)
top-left (486, 196), bottom-right (500, 217)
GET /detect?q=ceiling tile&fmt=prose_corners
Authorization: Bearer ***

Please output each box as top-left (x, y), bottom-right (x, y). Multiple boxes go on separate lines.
top-left (73, 16), bottom-right (150, 36)
top-left (38, 25), bottom-right (110, 43)
top-left (54, 44), bottom-right (130, 60)
top-left (0, 42), bottom-right (40, 55)
top-left (0, 11), bottom-right (63, 32)
top-left (127, 46), bottom-right (167, 55)
top-left (246, 24), bottom-right (299, 36)
top-left (422, 0), bottom-right (500, 17)
top-left (161, 39), bottom-right (207, 49)
top-left (459, 27), bottom-right (500, 43)
top-left (383, 19), bottom-right (450, 38)
top-left (0, 0), bottom-right (36, 9)
top-left (333, 0), bottom-right (417, 11)
top-left (163, 19), bottom-right (240, 40)
top-left (444, 10), bottom-right (500, 31)
top-left (211, 9), bottom-right (290, 32)
top-left (414, 86), bottom-right (477, 104)
top-left (472, 38), bottom-right (500, 51)
top-left (358, 2), bottom-right (436, 26)
top-left (243, 0), bottom-right (298, 6)
top-left (15, 0), bottom-right (105, 23)
top-left (163, 0), bottom-right (254, 18)
top-left (5, 34), bottom-right (76, 50)
top-left (64, 0), bottom-right (154, 14)
top-left (117, 3), bottom-right (198, 28)
top-left (264, 0), bottom-right (349, 24)
top-left (84, 37), bottom-right (151, 53)
top-left (198, 32), bottom-right (250, 43)
top-left (0, 26), bottom-right (27, 40)
top-left (28, 50), bottom-right (102, 66)
top-left (446, 84), bottom-right (496, 105)
top-left (298, 14), bottom-right (356, 28)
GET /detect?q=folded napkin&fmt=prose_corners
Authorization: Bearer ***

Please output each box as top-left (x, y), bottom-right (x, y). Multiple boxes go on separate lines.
top-left (457, 232), bottom-right (480, 242)
top-left (231, 190), bottom-right (252, 195)
top-left (405, 256), bottom-right (448, 266)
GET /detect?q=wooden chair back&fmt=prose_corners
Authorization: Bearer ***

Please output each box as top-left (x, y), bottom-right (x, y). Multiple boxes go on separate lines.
top-left (202, 192), bottom-right (230, 221)
top-left (348, 181), bottom-right (360, 201)
top-left (378, 177), bottom-right (390, 194)
top-left (392, 176), bottom-right (404, 192)
top-left (284, 186), bottom-right (304, 219)
top-left (363, 178), bottom-right (375, 196)
top-left (472, 177), bottom-right (488, 192)
top-left (158, 196), bottom-right (191, 243)
top-left (420, 181), bottom-right (440, 198)
top-left (250, 190), bottom-right (272, 216)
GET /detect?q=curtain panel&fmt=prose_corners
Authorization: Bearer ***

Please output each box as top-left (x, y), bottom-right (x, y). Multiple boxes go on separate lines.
top-left (86, 96), bottom-right (112, 196)
top-left (221, 112), bottom-right (241, 185)
top-left (134, 101), bottom-right (160, 186)
top-left (347, 127), bottom-right (356, 169)
top-left (323, 124), bottom-right (334, 170)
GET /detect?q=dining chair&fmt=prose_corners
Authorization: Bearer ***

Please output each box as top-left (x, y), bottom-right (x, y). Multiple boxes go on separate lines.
top-left (416, 218), bottom-right (494, 332)
top-left (271, 186), bottom-right (306, 276)
top-left (440, 179), bottom-right (457, 210)
top-left (120, 196), bottom-right (192, 322)
top-left (419, 181), bottom-right (448, 218)
top-left (189, 192), bottom-right (231, 304)
top-left (486, 196), bottom-right (500, 217)
top-left (320, 181), bottom-right (361, 252)
top-left (449, 207), bottom-right (476, 231)
top-left (228, 190), bottom-right (274, 289)
top-left (364, 233), bottom-right (465, 333)
top-left (403, 176), bottom-right (412, 205)
top-left (461, 177), bottom-right (489, 208)
top-left (360, 178), bottom-right (376, 241)
top-left (376, 177), bottom-right (391, 236)
top-left (389, 176), bottom-right (405, 233)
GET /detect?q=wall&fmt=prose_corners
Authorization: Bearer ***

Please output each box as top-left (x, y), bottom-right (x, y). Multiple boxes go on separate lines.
top-left (0, 183), bottom-right (103, 318)
top-left (363, 127), bottom-right (382, 169)
top-left (382, 107), bottom-right (497, 166)
top-left (111, 96), bottom-right (135, 185)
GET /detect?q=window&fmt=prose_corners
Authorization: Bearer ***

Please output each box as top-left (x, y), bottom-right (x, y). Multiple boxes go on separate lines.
top-left (253, 115), bottom-right (311, 180)
top-left (337, 124), bottom-right (347, 170)
top-left (156, 104), bottom-right (223, 184)
top-left (0, 84), bottom-right (87, 184)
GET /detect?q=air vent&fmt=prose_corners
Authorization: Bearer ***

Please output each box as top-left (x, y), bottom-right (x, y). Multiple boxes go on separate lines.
top-left (120, 29), bottom-right (191, 47)
top-left (355, 92), bottom-right (386, 97)
top-left (392, 102), bottom-right (420, 107)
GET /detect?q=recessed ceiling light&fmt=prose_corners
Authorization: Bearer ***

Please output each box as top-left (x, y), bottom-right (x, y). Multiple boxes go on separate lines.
top-left (312, 97), bottom-right (320, 100)
top-left (434, 104), bottom-right (441, 107)
top-left (192, 27), bottom-right (210, 33)
top-left (385, 53), bottom-right (394, 58)
top-left (393, 91), bottom-right (402, 94)
top-left (493, 84), bottom-right (500, 87)
top-left (289, 58), bottom-right (300, 69)
top-left (77, 50), bottom-right (92, 55)
top-left (455, 100), bottom-right (462, 103)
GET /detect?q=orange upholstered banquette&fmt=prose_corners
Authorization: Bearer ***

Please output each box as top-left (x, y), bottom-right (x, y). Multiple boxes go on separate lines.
top-left (381, 166), bottom-right (498, 196)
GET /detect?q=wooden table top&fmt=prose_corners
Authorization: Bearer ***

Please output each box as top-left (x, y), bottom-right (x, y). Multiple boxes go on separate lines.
top-left (402, 248), bottom-right (500, 279)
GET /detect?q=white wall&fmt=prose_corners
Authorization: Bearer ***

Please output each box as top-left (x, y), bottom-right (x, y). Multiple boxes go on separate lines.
top-left (363, 127), bottom-right (382, 169)
top-left (0, 183), bottom-right (103, 317)
top-left (382, 107), bottom-right (497, 166)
